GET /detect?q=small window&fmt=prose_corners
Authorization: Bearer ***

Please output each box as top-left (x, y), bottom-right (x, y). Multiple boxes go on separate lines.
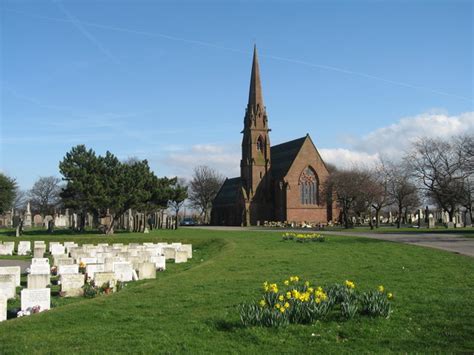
top-left (256, 136), bottom-right (264, 152)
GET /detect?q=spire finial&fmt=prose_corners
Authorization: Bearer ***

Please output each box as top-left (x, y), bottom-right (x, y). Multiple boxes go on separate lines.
top-left (248, 45), bottom-right (264, 109)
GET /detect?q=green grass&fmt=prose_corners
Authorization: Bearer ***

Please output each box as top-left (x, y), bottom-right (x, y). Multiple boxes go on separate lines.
top-left (316, 225), bottom-right (474, 237)
top-left (0, 227), bottom-right (473, 353)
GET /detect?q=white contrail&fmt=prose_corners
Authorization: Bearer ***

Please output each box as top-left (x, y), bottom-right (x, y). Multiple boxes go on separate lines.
top-left (4, 8), bottom-right (473, 103)
top-left (52, 0), bottom-right (122, 66)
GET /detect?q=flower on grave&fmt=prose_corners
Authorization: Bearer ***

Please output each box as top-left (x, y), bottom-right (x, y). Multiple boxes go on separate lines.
top-left (284, 280), bottom-right (289, 286)
top-left (387, 292), bottom-right (393, 300)
top-left (278, 295), bottom-right (284, 302)
top-left (378, 285), bottom-right (384, 293)
top-left (259, 299), bottom-right (266, 307)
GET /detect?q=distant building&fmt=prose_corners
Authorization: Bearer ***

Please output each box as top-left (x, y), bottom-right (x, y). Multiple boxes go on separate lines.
top-left (211, 46), bottom-right (338, 226)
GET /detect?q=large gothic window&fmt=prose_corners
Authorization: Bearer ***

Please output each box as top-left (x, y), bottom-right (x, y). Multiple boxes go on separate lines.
top-left (299, 167), bottom-right (319, 205)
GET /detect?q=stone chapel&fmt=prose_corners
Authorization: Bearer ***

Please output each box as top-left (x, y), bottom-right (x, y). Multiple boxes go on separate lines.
top-left (211, 46), bottom-right (338, 226)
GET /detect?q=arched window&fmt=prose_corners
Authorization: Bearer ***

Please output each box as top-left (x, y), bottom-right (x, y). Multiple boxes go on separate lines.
top-left (256, 136), bottom-right (264, 152)
top-left (299, 167), bottom-right (319, 205)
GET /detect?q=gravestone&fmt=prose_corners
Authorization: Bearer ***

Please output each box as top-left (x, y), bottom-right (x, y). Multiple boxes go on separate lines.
top-left (58, 264), bottom-right (79, 275)
top-left (137, 262), bottom-right (156, 280)
top-left (0, 296), bottom-right (6, 322)
top-left (175, 251), bottom-right (188, 264)
top-left (51, 244), bottom-right (65, 256)
top-left (113, 262), bottom-right (133, 282)
top-left (162, 247), bottom-right (176, 260)
top-left (79, 257), bottom-right (98, 265)
top-left (428, 215), bottom-right (435, 229)
top-left (56, 258), bottom-right (75, 267)
top-left (21, 288), bottom-right (50, 311)
top-left (86, 264), bottom-right (105, 279)
top-left (27, 274), bottom-right (50, 289)
top-left (179, 244), bottom-right (193, 258)
top-left (150, 256), bottom-right (166, 270)
top-left (94, 272), bottom-right (116, 290)
top-left (60, 274), bottom-right (84, 297)
top-left (18, 241), bottom-right (31, 255)
top-left (3, 242), bottom-right (14, 255)
top-left (34, 246), bottom-right (46, 258)
top-left (30, 262), bottom-right (50, 275)
top-left (0, 266), bottom-right (21, 286)
top-left (0, 275), bottom-right (16, 299)
top-left (34, 241), bottom-right (46, 247)
top-left (446, 221), bottom-right (454, 229)
top-left (0, 244), bottom-right (7, 256)
top-left (32, 258), bottom-right (49, 264)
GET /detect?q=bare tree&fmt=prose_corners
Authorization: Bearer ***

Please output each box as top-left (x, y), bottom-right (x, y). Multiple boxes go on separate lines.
top-left (406, 137), bottom-right (468, 222)
top-left (369, 164), bottom-right (392, 228)
top-left (28, 176), bottom-right (62, 215)
top-left (385, 161), bottom-right (419, 228)
top-left (323, 168), bottom-right (371, 229)
top-left (188, 166), bottom-right (224, 224)
top-left (13, 188), bottom-right (28, 211)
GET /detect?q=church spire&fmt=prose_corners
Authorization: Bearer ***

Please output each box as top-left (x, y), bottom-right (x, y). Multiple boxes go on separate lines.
top-left (248, 45), bottom-right (264, 110)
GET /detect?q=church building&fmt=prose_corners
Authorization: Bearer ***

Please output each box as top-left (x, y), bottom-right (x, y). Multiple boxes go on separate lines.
top-left (211, 46), bottom-right (337, 226)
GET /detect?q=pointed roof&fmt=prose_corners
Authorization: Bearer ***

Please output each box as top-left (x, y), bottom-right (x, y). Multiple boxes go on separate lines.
top-left (270, 136), bottom-right (307, 179)
top-left (248, 45), bottom-right (264, 109)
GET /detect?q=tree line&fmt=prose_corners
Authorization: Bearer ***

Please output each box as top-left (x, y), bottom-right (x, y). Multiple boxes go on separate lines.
top-left (325, 135), bottom-right (474, 228)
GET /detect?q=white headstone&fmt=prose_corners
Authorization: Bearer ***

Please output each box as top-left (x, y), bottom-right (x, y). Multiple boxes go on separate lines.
top-left (0, 275), bottom-right (16, 299)
top-left (32, 258), bottom-right (49, 265)
top-left (79, 257), bottom-right (98, 265)
top-left (113, 262), bottom-right (133, 282)
top-left (137, 262), bottom-right (156, 280)
top-left (30, 263), bottom-right (50, 275)
top-left (51, 244), bottom-right (66, 256)
top-left (179, 244), bottom-right (193, 258)
top-left (86, 264), bottom-right (105, 279)
top-left (150, 256), bottom-right (166, 270)
top-left (0, 266), bottom-right (21, 287)
top-left (162, 247), bottom-right (176, 260)
top-left (60, 274), bottom-right (84, 297)
top-left (175, 251), bottom-right (188, 264)
top-left (33, 246), bottom-right (45, 258)
top-left (0, 296), bottom-right (6, 322)
top-left (58, 264), bottom-right (79, 275)
top-left (94, 272), bottom-right (116, 291)
top-left (18, 241), bottom-right (31, 255)
top-left (27, 274), bottom-right (50, 289)
top-left (3, 242), bottom-right (14, 255)
top-left (21, 288), bottom-right (50, 311)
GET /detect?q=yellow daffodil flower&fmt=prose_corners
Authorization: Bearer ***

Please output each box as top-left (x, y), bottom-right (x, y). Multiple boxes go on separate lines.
top-left (378, 285), bottom-right (384, 293)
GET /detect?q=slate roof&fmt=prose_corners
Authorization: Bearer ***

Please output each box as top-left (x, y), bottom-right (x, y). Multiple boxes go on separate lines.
top-left (270, 136), bottom-right (307, 179)
top-left (213, 177), bottom-right (241, 206)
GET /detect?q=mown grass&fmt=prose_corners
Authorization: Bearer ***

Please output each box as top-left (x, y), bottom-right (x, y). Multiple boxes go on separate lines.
top-left (0, 227), bottom-right (473, 353)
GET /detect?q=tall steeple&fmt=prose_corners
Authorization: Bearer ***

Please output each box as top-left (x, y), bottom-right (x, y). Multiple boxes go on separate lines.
top-left (240, 45), bottom-right (272, 226)
top-left (248, 45), bottom-right (264, 111)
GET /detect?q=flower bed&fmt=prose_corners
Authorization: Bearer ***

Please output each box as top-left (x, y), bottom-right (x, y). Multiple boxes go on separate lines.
top-left (239, 276), bottom-right (394, 327)
top-left (282, 232), bottom-right (326, 243)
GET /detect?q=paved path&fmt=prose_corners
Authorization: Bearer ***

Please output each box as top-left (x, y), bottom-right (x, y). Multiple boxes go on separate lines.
top-left (0, 259), bottom-right (30, 273)
top-left (191, 226), bottom-right (474, 258)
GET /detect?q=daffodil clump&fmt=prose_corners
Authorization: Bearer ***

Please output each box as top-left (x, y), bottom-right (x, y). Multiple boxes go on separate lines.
top-left (282, 232), bottom-right (326, 243)
top-left (239, 277), bottom-right (394, 327)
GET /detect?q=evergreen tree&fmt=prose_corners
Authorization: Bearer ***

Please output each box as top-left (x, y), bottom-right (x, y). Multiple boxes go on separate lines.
top-left (0, 173), bottom-right (16, 214)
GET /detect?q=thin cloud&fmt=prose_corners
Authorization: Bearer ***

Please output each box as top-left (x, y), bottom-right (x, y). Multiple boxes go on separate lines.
top-left (4, 8), bottom-right (472, 102)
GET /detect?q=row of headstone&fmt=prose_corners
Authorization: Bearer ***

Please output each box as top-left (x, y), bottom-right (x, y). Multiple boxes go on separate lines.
top-left (0, 241), bottom-right (192, 322)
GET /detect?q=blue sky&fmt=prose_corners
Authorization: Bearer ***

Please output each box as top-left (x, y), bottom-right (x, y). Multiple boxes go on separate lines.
top-left (1, 0), bottom-right (472, 190)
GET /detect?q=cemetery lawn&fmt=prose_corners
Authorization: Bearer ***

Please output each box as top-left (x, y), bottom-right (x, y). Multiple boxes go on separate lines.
top-left (1, 228), bottom-right (473, 353)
